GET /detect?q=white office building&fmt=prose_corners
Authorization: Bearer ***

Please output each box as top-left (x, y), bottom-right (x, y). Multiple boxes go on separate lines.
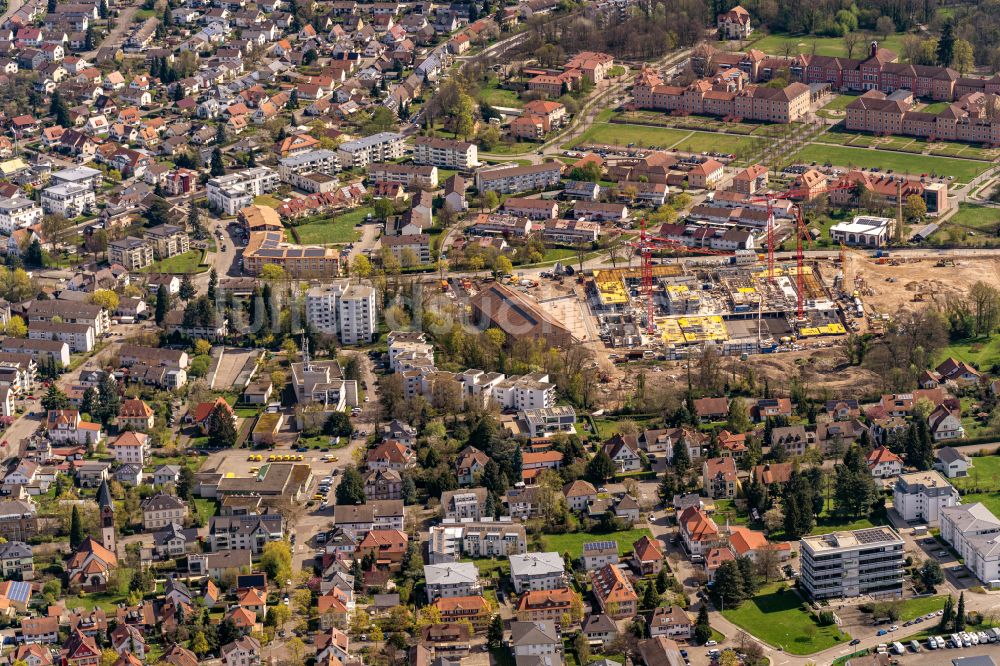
top-left (492, 372), bottom-right (556, 410)
top-left (892, 470), bottom-right (959, 525)
top-left (40, 182), bottom-right (95, 217)
top-left (940, 503), bottom-right (1000, 584)
top-left (206, 167), bottom-right (280, 215)
top-left (0, 197), bottom-right (42, 234)
top-left (800, 527), bottom-right (905, 600)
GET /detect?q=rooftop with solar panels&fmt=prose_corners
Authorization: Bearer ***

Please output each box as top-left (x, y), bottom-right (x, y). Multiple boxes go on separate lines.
top-left (801, 526), bottom-right (904, 553)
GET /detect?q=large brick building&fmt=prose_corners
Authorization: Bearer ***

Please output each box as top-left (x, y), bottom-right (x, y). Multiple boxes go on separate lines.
top-left (846, 89), bottom-right (1000, 147)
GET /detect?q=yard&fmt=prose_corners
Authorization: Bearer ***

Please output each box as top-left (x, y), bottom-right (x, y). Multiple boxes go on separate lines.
top-left (722, 582), bottom-right (850, 654)
top-left (745, 32), bottom-right (908, 59)
top-left (541, 528), bottom-right (653, 559)
top-left (952, 455), bottom-right (1000, 493)
top-left (949, 204), bottom-right (999, 231)
top-left (935, 337), bottom-right (1000, 373)
top-left (253, 194), bottom-right (284, 208)
top-left (289, 207), bottom-right (372, 244)
top-left (139, 250), bottom-right (208, 274)
top-left (793, 143), bottom-right (989, 183)
top-left (477, 77), bottom-right (523, 109)
top-left (570, 122), bottom-right (763, 157)
top-left (893, 595), bottom-right (947, 622)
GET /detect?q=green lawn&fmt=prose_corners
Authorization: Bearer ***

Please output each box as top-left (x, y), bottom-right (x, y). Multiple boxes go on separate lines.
top-left (290, 207), bottom-right (372, 244)
top-left (713, 499), bottom-right (749, 525)
top-left (464, 558), bottom-right (511, 578)
top-left (139, 250), bottom-right (208, 274)
top-left (794, 144), bottom-right (989, 183)
top-left (722, 582), bottom-right (850, 654)
top-left (820, 93), bottom-right (862, 112)
top-left (953, 455), bottom-right (1000, 492)
top-left (949, 204), bottom-right (998, 230)
top-left (541, 248), bottom-right (578, 262)
top-left (592, 417), bottom-right (662, 440)
top-left (478, 82), bottom-right (523, 109)
top-left (542, 528), bottom-right (653, 559)
top-left (254, 194), bottom-right (283, 208)
top-left (570, 122), bottom-right (763, 156)
top-left (920, 101), bottom-right (952, 114)
top-left (895, 595), bottom-right (947, 622)
top-left (62, 593), bottom-right (122, 612)
top-left (935, 337), bottom-right (1000, 373)
top-left (746, 32), bottom-right (908, 59)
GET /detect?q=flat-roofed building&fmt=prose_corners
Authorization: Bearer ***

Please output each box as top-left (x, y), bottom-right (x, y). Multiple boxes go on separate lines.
top-left (412, 136), bottom-right (478, 170)
top-left (800, 527), bottom-right (905, 600)
top-left (893, 470), bottom-right (959, 525)
top-left (428, 518), bottom-right (527, 564)
top-left (475, 162), bottom-right (562, 195)
top-left (145, 224), bottom-right (190, 259)
top-left (337, 132), bottom-right (405, 168)
top-left (369, 163), bottom-right (438, 189)
top-left (109, 237), bottom-right (154, 270)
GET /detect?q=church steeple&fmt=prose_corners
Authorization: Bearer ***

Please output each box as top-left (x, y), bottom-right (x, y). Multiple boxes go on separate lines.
top-left (97, 479), bottom-right (116, 554)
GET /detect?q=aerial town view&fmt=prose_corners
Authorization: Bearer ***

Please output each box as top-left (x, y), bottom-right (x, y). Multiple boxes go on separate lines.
top-left (8, 0), bottom-right (1000, 666)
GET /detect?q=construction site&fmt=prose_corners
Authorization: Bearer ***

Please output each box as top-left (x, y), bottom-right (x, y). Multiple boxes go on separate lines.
top-left (586, 257), bottom-right (850, 359)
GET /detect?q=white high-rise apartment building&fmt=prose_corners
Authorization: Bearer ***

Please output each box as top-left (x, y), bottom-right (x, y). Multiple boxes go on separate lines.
top-left (339, 284), bottom-right (376, 345)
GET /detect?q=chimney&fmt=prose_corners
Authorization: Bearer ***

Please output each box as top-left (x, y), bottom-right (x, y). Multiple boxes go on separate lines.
top-left (870, 40), bottom-right (878, 58)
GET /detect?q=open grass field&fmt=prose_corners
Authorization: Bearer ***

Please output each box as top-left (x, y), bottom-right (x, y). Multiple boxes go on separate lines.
top-left (290, 207), bottom-right (371, 244)
top-left (949, 204), bottom-right (999, 230)
top-left (747, 33), bottom-right (908, 59)
top-left (140, 250), bottom-right (208, 274)
top-left (821, 93), bottom-right (862, 112)
top-left (722, 582), bottom-right (850, 654)
top-left (794, 144), bottom-right (989, 183)
top-left (952, 455), bottom-right (1000, 493)
top-left (253, 194), bottom-right (283, 208)
top-left (541, 528), bottom-right (653, 559)
top-left (920, 101), bottom-right (952, 114)
top-left (895, 595), bottom-right (947, 622)
top-left (478, 82), bottom-right (523, 109)
top-left (571, 122), bottom-right (764, 156)
top-left (935, 337), bottom-right (1000, 373)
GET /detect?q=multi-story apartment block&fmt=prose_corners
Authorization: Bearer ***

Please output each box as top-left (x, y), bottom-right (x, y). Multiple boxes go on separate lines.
top-left (336, 132), bottom-right (405, 168)
top-left (208, 514), bottom-right (284, 554)
top-left (519, 406), bottom-right (576, 437)
top-left (339, 284), bottom-right (376, 345)
top-left (40, 182), bottom-right (95, 217)
top-left (145, 224), bottom-right (190, 259)
top-left (509, 553), bottom-right (567, 593)
top-left (940, 503), bottom-right (1000, 584)
top-left (207, 168), bottom-right (280, 215)
top-left (0, 500), bottom-right (37, 541)
top-left (369, 163), bottom-right (438, 190)
top-left (108, 237), bottom-right (154, 270)
top-left (424, 562), bottom-right (482, 602)
top-left (581, 541), bottom-right (619, 571)
top-left (305, 282), bottom-right (347, 336)
top-left (799, 527), bottom-right (905, 600)
top-left (893, 470), bottom-right (959, 525)
top-left (50, 166), bottom-right (102, 190)
top-left (26, 300), bottom-right (109, 336)
top-left (140, 493), bottom-right (188, 530)
top-left (428, 518), bottom-right (527, 564)
top-left (475, 162), bottom-right (563, 194)
top-left (412, 136), bottom-right (478, 170)
top-left (28, 321), bottom-right (94, 353)
top-left (492, 372), bottom-right (556, 410)
top-left (591, 563), bottom-right (638, 619)
top-left (0, 197), bottom-right (42, 234)
top-left (381, 233), bottom-right (431, 265)
top-left (244, 230), bottom-right (340, 278)
top-left (278, 150), bottom-right (341, 182)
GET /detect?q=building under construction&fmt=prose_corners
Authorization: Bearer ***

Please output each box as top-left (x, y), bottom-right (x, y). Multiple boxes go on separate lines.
top-left (588, 259), bottom-right (847, 358)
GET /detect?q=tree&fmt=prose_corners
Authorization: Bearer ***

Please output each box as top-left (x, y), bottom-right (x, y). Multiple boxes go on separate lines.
top-left (969, 281), bottom-right (1000, 337)
top-left (937, 19), bottom-right (955, 67)
top-left (210, 147), bottom-right (225, 176)
top-left (672, 439), bottom-right (691, 476)
top-left (657, 471), bottom-right (678, 505)
top-left (782, 469), bottom-right (816, 539)
top-left (4, 315), bottom-right (26, 338)
top-left (41, 385), bottom-right (69, 411)
top-left (693, 604), bottom-right (712, 645)
top-left (586, 450), bottom-right (615, 484)
top-left (642, 580), bottom-right (660, 609)
top-left (493, 255), bottom-right (513, 278)
top-left (191, 632), bottom-right (210, 656)
top-left (24, 239), bottom-right (44, 267)
top-left (207, 268), bottom-right (218, 301)
top-left (713, 560), bottom-right (746, 609)
top-left (69, 505), bottom-right (83, 549)
top-left (956, 592), bottom-right (966, 631)
top-left (843, 31), bottom-right (863, 59)
top-left (487, 614), bottom-right (503, 648)
top-left (207, 403), bottom-right (237, 448)
top-left (763, 505), bottom-right (784, 533)
top-left (50, 91), bottom-right (70, 128)
top-left (90, 289), bottom-right (119, 312)
top-left (373, 198), bottom-right (395, 221)
top-left (155, 284), bottom-right (170, 325)
top-left (875, 16), bottom-right (895, 38)
top-left (179, 274), bottom-right (196, 301)
top-left (903, 194), bottom-right (927, 223)
top-left (834, 444), bottom-right (877, 519)
top-left (336, 465), bottom-right (366, 505)
top-left (726, 398), bottom-right (751, 434)
top-left (919, 559), bottom-right (944, 591)
top-left (260, 541), bottom-right (293, 586)
top-left (481, 190), bottom-right (499, 211)
top-left (81, 387), bottom-right (97, 417)
top-left (351, 255), bottom-right (372, 280)
top-left (939, 595), bottom-right (954, 631)
top-left (953, 39), bottom-right (974, 75)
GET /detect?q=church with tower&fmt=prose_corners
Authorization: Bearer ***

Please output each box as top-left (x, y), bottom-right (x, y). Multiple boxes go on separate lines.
top-left (98, 479), bottom-right (116, 555)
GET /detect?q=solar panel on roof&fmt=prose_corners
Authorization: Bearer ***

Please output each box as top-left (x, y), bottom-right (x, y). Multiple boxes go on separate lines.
top-left (6, 581), bottom-right (31, 603)
top-left (584, 540), bottom-right (618, 551)
top-left (855, 527), bottom-right (893, 544)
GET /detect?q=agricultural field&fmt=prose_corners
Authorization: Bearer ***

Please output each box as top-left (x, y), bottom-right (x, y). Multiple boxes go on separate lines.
top-left (793, 144), bottom-right (989, 183)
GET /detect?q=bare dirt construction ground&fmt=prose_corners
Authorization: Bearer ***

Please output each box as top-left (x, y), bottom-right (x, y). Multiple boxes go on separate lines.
top-left (847, 254), bottom-right (1000, 314)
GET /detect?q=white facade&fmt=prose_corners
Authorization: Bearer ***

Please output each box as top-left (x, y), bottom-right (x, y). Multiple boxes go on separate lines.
top-left (40, 183), bottom-right (95, 217)
top-left (338, 284), bottom-right (376, 345)
top-left (509, 552), bottom-right (567, 593)
top-left (940, 503), bottom-right (1000, 584)
top-left (336, 132), bottom-right (404, 168)
top-left (278, 149), bottom-right (341, 180)
top-left (800, 527), bottom-right (905, 599)
top-left (0, 197), bottom-right (42, 233)
top-left (412, 136), bottom-right (478, 170)
top-left (892, 470), bottom-right (959, 525)
top-left (492, 372), bottom-right (556, 410)
top-left (206, 167), bottom-right (280, 215)
top-left (305, 282), bottom-right (347, 335)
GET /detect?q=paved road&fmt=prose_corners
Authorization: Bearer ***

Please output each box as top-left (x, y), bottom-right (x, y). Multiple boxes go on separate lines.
top-left (84, 4), bottom-right (144, 60)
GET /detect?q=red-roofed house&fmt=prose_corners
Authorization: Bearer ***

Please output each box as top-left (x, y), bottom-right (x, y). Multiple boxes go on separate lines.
top-left (678, 507), bottom-right (719, 559)
top-left (631, 535), bottom-right (665, 575)
top-left (365, 440), bottom-right (415, 472)
top-left (187, 398), bottom-right (236, 434)
top-left (866, 446), bottom-right (903, 478)
top-left (431, 595), bottom-right (491, 631)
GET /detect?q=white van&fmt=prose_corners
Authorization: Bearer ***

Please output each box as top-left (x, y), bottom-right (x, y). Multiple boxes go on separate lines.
top-left (951, 633), bottom-right (963, 647)
top-left (876, 644), bottom-right (888, 655)
top-left (909, 640), bottom-right (921, 653)
top-left (891, 642), bottom-right (905, 655)
top-left (926, 636), bottom-right (937, 649)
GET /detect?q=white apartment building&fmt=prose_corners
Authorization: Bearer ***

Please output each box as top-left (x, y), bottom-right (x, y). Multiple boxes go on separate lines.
top-left (305, 282), bottom-right (348, 336)
top-left (492, 372), bottom-right (556, 410)
top-left (207, 167), bottom-right (280, 215)
top-left (388, 333), bottom-right (434, 372)
top-left (412, 136), bottom-right (478, 170)
top-left (29, 321), bottom-right (95, 353)
top-left (509, 552), bottom-right (567, 593)
top-left (336, 132), bottom-right (405, 169)
top-left (369, 163), bottom-right (438, 189)
top-left (40, 182), bottom-right (95, 217)
top-left (800, 527), bottom-right (905, 600)
top-left (519, 406), bottom-right (577, 437)
top-left (278, 149), bottom-right (341, 181)
top-left (457, 369), bottom-right (506, 407)
top-left (581, 541), bottom-right (619, 571)
top-left (424, 562), bottom-right (482, 601)
top-left (338, 284), bottom-right (376, 345)
top-left (428, 518), bottom-right (527, 564)
top-left (892, 470), bottom-right (959, 525)
top-left (940, 503), bottom-right (1000, 584)
top-left (108, 237), bottom-right (154, 270)
top-left (475, 162), bottom-right (563, 195)
top-left (0, 197), bottom-right (42, 234)
top-left (50, 165), bottom-right (102, 190)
